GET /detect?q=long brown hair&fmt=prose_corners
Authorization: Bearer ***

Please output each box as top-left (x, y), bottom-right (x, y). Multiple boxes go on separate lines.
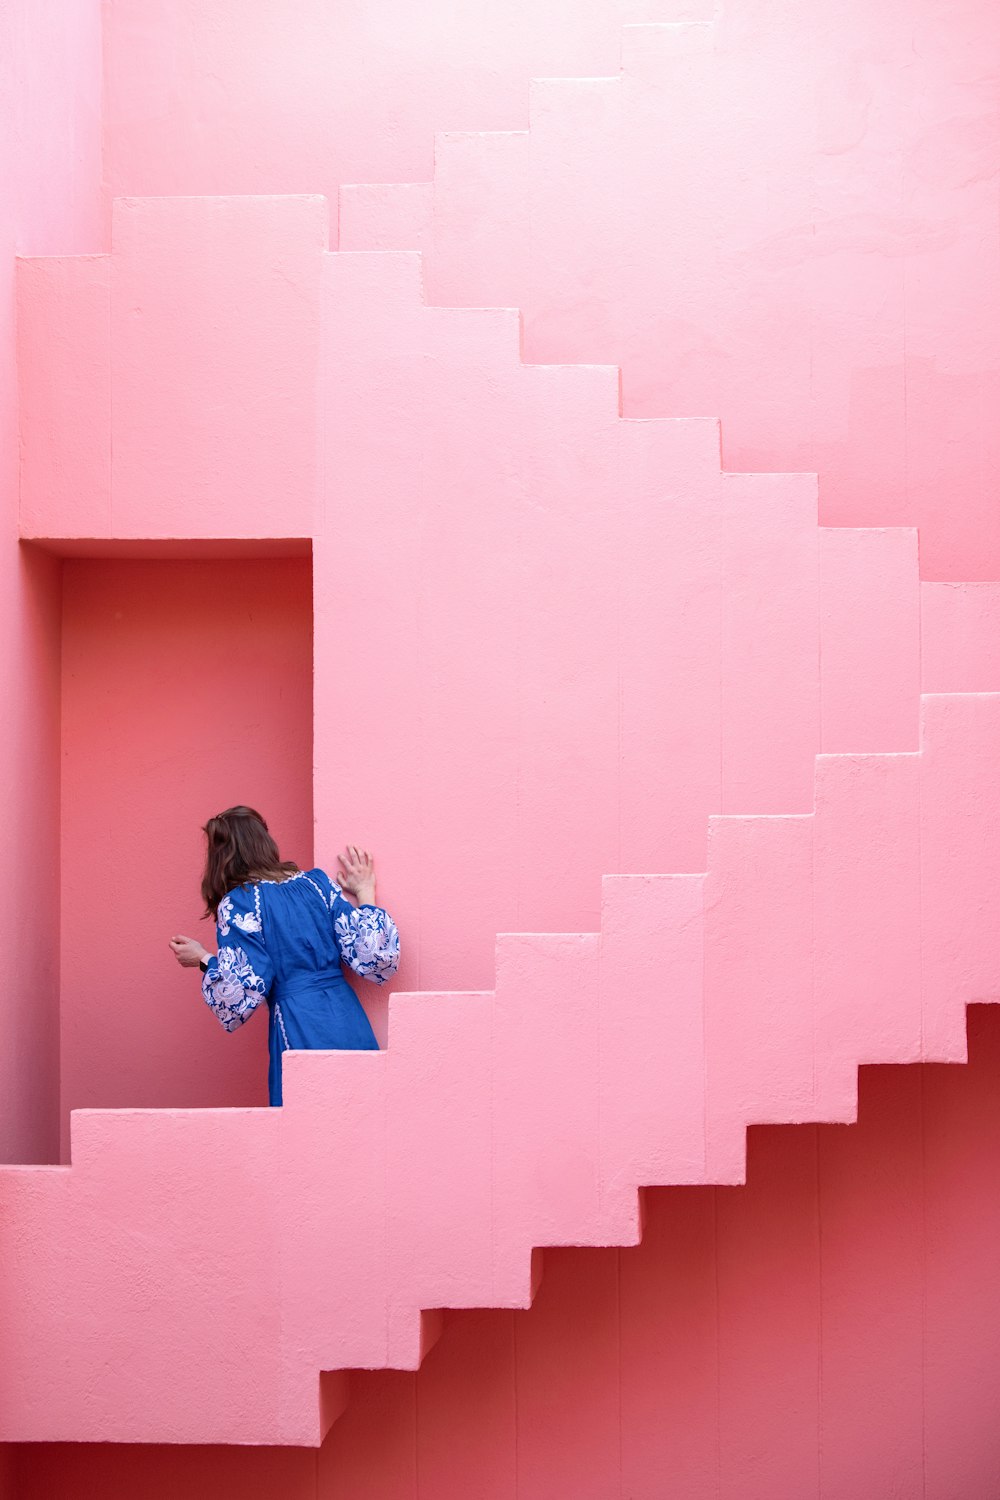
top-left (201, 806), bottom-right (299, 918)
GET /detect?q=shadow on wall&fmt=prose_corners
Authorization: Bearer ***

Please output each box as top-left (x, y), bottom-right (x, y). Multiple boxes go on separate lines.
top-left (10, 1003), bottom-right (1000, 1498)
top-left (57, 549), bottom-right (314, 1157)
top-left (0, 544), bottom-right (63, 1166)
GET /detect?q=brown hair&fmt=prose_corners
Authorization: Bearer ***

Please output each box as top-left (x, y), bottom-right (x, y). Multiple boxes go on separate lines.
top-left (201, 806), bottom-right (299, 918)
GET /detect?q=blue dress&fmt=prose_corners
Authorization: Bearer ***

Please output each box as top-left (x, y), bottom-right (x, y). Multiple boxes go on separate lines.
top-left (200, 868), bottom-right (399, 1105)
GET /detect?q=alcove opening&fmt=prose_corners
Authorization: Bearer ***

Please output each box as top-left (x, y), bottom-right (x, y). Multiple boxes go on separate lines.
top-left (54, 539), bottom-right (313, 1157)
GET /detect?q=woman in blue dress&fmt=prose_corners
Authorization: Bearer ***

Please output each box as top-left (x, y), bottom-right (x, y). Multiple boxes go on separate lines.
top-left (168, 805), bottom-right (399, 1105)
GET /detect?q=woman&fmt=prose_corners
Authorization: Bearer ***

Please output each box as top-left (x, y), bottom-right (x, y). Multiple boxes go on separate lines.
top-left (169, 806), bottom-right (399, 1105)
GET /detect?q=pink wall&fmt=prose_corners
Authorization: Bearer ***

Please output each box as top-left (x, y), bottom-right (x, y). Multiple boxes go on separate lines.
top-left (17, 196), bottom-right (326, 544)
top-left (101, 0), bottom-right (672, 195)
top-left (14, 1003), bottom-right (1000, 1498)
top-left (0, 1), bottom-right (103, 1163)
top-left (58, 555), bottom-right (314, 1148)
top-left (18, 208), bottom-right (946, 1004)
top-left (102, 0), bottom-right (1000, 579)
top-left (326, 1011), bottom-right (1000, 1500)
top-left (1, 689), bottom-right (997, 1447)
top-left (340, 6), bottom-right (1000, 583)
top-left (340, 7), bottom-right (995, 585)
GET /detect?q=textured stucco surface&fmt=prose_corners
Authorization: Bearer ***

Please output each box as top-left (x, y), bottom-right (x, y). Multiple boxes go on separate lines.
top-left (104, 0), bottom-right (1000, 577)
top-left (2, 0), bottom-right (1000, 1481)
top-left (0, 0), bottom-right (102, 1164)
top-left (11, 1005), bottom-right (1000, 1495)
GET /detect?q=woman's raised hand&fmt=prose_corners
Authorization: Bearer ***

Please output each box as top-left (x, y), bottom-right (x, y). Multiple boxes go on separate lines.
top-left (169, 934), bottom-right (208, 968)
top-left (337, 846), bottom-right (377, 906)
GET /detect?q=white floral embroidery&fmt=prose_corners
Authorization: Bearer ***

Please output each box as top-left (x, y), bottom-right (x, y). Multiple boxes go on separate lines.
top-left (202, 945), bottom-right (268, 1032)
top-left (334, 906), bottom-right (400, 986)
top-left (218, 890), bottom-right (261, 938)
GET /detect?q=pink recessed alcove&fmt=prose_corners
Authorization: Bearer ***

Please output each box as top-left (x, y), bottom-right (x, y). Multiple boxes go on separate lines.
top-left (56, 546), bottom-right (313, 1150)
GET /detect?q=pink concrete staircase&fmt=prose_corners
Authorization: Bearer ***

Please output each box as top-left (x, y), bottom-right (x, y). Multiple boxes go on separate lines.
top-left (0, 690), bottom-right (998, 1446)
top-left (19, 212), bottom-right (953, 987)
top-left (4, 95), bottom-right (999, 1445)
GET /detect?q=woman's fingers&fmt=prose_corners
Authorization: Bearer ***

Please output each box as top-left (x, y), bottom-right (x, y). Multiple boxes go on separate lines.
top-left (337, 845), bottom-right (375, 880)
top-left (168, 935), bottom-right (197, 967)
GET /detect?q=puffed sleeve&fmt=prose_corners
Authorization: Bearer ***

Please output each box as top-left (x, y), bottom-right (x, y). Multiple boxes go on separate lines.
top-left (324, 872), bottom-right (400, 985)
top-left (201, 884), bottom-right (274, 1031)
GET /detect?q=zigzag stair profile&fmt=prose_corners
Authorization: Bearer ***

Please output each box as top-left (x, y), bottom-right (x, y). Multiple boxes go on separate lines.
top-left (19, 212), bottom-right (947, 948)
top-left (1, 691), bottom-right (997, 1447)
top-left (5, 198), bottom-right (1000, 1448)
top-left (338, 19), bottom-right (795, 347)
top-left (338, 14), bottom-right (999, 588)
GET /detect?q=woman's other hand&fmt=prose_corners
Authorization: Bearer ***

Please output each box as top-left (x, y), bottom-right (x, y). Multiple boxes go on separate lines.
top-left (169, 935), bottom-right (208, 968)
top-left (337, 846), bottom-right (377, 906)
